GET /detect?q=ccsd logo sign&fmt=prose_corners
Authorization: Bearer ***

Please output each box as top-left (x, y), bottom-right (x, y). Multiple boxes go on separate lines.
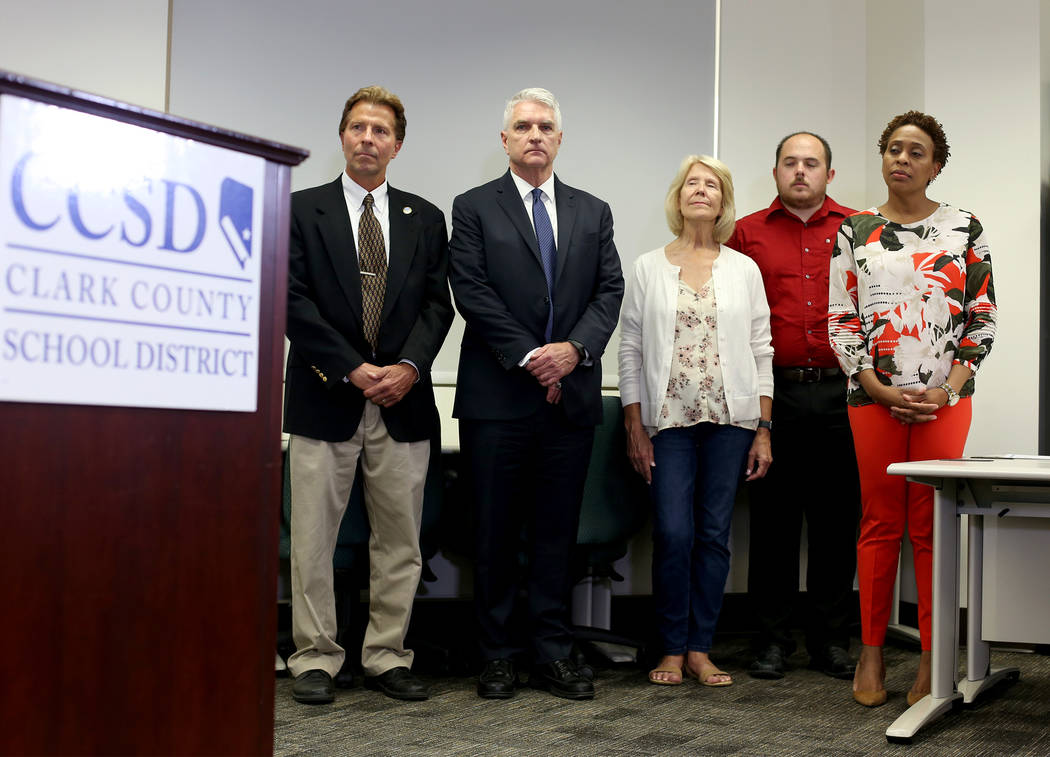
top-left (10, 152), bottom-right (255, 269)
top-left (220, 178), bottom-right (253, 269)
top-left (0, 92), bottom-right (266, 413)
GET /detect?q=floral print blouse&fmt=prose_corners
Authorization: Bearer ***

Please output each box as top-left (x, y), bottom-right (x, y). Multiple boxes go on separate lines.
top-left (657, 280), bottom-right (732, 431)
top-left (828, 204), bottom-right (997, 406)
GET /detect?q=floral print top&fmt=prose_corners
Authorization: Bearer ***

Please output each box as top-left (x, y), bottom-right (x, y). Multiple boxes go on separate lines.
top-left (828, 204), bottom-right (996, 406)
top-left (657, 280), bottom-right (732, 431)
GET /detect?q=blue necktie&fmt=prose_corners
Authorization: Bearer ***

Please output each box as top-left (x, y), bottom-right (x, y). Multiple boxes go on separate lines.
top-left (531, 188), bottom-right (556, 342)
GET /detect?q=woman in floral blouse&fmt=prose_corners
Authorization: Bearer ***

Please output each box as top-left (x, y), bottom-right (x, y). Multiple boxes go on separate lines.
top-left (828, 112), bottom-right (997, 708)
top-left (619, 155), bottom-right (773, 688)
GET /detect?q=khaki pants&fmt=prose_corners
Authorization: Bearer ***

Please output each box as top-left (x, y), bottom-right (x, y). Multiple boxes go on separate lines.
top-left (287, 402), bottom-right (429, 677)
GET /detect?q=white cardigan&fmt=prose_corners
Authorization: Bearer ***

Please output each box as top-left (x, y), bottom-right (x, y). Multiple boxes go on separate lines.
top-left (618, 245), bottom-right (774, 432)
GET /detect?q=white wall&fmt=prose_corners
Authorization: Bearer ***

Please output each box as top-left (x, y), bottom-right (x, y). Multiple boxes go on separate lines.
top-left (923, 0), bottom-right (1042, 457)
top-left (721, 0), bottom-right (869, 215)
top-left (166, 0), bottom-right (718, 386)
top-left (718, 0), bottom-right (869, 592)
top-left (865, 0), bottom-right (924, 205)
top-left (0, 0), bottom-right (168, 111)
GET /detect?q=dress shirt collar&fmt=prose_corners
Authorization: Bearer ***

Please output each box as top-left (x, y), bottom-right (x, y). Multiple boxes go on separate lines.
top-left (766, 193), bottom-right (851, 223)
top-left (510, 170), bottom-right (556, 204)
top-left (341, 171), bottom-right (389, 214)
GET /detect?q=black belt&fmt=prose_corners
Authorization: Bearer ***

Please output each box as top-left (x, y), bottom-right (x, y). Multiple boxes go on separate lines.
top-left (774, 366), bottom-right (842, 384)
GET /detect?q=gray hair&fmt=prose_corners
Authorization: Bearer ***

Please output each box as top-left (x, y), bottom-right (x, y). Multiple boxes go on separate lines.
top-left (503, 87), bottom-right (562, 132)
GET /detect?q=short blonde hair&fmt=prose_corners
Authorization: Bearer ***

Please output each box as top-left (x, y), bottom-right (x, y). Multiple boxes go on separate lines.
top-left (664, 154), bottom-right (736, 243)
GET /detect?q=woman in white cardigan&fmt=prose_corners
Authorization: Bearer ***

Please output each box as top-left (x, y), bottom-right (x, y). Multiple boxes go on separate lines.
top-left (619, 155), bottom-right (773, 687)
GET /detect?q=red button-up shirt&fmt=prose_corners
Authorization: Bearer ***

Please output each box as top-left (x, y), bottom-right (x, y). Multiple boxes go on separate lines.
top-left (727, 195), bottom-right (854, 368)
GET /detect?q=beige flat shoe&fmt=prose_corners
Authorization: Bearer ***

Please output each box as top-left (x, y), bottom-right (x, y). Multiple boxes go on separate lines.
top-left (853, 651), bottom-right (886, 707)
top-left (648, 665), bottom-right (684, 686)
top-left (853, 688), bottom-right (888, 707)
top-left (686, 664), bottom-right (733, 687)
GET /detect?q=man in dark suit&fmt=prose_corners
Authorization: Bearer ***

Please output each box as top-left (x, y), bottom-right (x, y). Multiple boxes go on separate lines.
top-left (284, 86), bottom-right (452, 704)
top-left (449, 87), bottom-right (623, 701)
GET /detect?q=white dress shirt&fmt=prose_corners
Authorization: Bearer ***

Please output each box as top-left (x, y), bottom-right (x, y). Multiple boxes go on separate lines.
top-left (339, 172), bottom-right (417, 379)
top-left (342, 171), bottom-right (391, 259)
top-left (509, 170), bottom-right (558, 243)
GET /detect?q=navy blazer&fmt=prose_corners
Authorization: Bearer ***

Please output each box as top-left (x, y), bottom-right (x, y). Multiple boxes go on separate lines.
top-left (283, 177), bottom-right (453, 442)
top-left (449, 170), bottom-right (623, 426)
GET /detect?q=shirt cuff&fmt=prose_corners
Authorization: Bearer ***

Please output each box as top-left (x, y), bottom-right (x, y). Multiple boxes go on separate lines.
top-left (518, 347), bottom-right (543, 367)
top-left (399, 359), bottom-right (420, 383)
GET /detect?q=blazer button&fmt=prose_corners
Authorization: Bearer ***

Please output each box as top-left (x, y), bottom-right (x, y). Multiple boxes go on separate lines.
top-left (543, 296), bottom-right (550, 303)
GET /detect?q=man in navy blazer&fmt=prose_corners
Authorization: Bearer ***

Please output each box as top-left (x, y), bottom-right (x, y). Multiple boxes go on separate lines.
top-left (284, 86), bottom-right (452, 704)
top-left (449, 88), bottom-right (623, 700)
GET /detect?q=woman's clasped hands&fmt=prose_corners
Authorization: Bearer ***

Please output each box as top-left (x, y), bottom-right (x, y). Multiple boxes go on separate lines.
top-left (869, 383), bottom-right (942, 424)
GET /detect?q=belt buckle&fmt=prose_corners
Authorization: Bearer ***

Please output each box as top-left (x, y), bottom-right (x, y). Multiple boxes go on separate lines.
top-left (800, 367), bottom-right (821, 383)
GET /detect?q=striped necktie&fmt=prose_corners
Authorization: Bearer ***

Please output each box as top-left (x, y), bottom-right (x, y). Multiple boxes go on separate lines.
top-left (358, 193), bottom-right (387, 352)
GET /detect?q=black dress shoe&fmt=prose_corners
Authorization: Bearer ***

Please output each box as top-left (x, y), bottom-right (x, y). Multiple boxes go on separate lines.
top-left (571, 644), bottom-right (595, 682)
top-left (364, 666), bottom-right (429, 701)
top-left (811, 646), bottom-right (856, 680)
top-left (291, 669), bottom-right (334, 704)
top-left (748, 645), bottom-right (786, 679)
top-left (477, 658), bottom-right (517, 699)
top-left (529, 658), bottom-right (595, 700)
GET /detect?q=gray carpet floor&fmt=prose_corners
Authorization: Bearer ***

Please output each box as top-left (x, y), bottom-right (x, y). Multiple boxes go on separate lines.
top-left (273, 638), bottom-right (1050, 756)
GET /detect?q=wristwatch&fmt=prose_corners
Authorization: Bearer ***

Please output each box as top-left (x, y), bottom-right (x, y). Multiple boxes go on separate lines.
top-left (757, 420), bottom-right (773, 431)
top-left (938, 382), bottom-right (960, 407)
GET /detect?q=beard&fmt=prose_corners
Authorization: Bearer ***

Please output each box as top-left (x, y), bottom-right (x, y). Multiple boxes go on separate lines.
top-left (777, 182), bottom-right (825, 212)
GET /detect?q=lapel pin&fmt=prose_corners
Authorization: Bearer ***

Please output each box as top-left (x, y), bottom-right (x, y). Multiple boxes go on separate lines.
top-left (402, 206), bottom-right (413, 215)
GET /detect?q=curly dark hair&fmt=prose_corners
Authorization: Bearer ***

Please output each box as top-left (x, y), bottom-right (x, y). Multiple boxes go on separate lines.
top-left (877, 110), bottom-right (950, 169)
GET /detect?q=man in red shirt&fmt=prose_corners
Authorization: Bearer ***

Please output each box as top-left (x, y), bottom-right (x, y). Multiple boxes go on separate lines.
top-left (727, 132), bottom-right (860, 680)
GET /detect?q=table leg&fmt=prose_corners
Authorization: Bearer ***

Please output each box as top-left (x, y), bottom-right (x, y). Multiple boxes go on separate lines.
top-left (886, 481), bottom-right (963, 742)
top-left (958, 512), bottom-right (1020, 703)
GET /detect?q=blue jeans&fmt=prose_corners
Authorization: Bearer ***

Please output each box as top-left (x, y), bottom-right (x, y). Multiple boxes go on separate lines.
top-left (650, 422), bottom-right (754, 654)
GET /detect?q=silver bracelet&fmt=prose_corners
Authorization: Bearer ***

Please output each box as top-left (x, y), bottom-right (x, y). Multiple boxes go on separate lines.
top-left (939, 381), bottom-right (960, 407)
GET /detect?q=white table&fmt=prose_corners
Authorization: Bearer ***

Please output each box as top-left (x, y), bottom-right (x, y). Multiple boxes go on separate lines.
top-left (884, 456), bottom-right (1050, 742)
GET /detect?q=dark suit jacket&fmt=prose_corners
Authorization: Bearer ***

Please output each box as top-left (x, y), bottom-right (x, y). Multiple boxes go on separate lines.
top-left (449, 171), bottom-right (623, 426)
top-left (283, 177), bottom-right (453, 443)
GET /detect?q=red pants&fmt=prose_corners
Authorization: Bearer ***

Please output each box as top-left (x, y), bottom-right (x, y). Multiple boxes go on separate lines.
top-left (848, 399), bottom-right (971, 649)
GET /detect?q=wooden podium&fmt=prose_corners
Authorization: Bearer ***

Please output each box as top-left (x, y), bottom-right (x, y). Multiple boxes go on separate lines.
top-left (0, 71), bottom-right (307, 755)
